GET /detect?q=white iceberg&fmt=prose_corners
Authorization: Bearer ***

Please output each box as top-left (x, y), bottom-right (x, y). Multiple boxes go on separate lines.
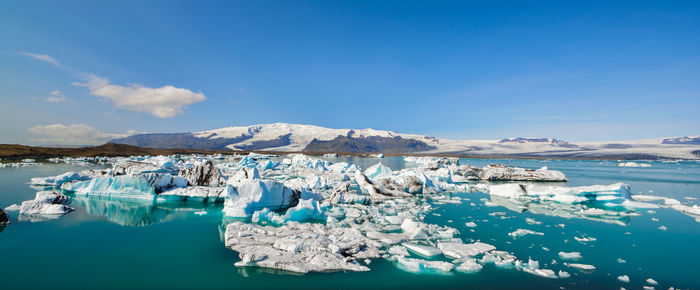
top-left (490, 183), bottom-right (631, 205)
top-left (508, 229), bottom-right (544, 239)
top-left (19, 191), bottom-right (73, 216)
top-left (30, 171), bottom-right (93, 187)
top-left (558, 251), bottom-right (582, 260)
top-left (480, 164), bottom-right (567, 181)
top-left (437, 242), bottom-right (496, 259)
top-left (61, 173), bottom-right (187, 200)
top-left (222, 179), bottom-right (301, 217)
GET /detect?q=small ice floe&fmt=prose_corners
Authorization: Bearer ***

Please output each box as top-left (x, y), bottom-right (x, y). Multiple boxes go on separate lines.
top-left (658, 226), bottom-right (667, 231)
top-left (437, 242), bottom-right (495, 259)
top-left (643, 286), bottom-right (655, 290)
top-left (193, 211), bottom-right (207, 216)
top-left (617, 258), bottom-right (627, 263)
top-left (646, 278), bottom-right (658, 285)
top-left (617, 162), bottom-right (651, 167)
top-left (555, 224), bottom-right (565, 228)
top-left (574, 235), bottom-right (597, 243)
top-left (508, 229), bottom-right (544, 239)
top-left (455, 258), bottom-right (483, 273)
top-left (558, 251), bottom-right (582, 260)
top-left (565, 263), bottom-right (596, 271)
top-left (388, 245), bottom-right (410, 257)
top-left (4, 204), bottom-right (20, 211)
top-left (396, 256), bottom-right (454, 274)
top-left (403, 243), bottom-right (442, 258)
top-left (618, 275), bottom-right (630, 283)
top-left (558, 270), bottom-right (570, 278)
top-left (465, 221), bottom-right (477, 228)
top-left (515, 259), bottom-right (558, 278)
top-left (651, 218), bottom-right (659, 222)
top-left (525, 218), bottom-right (542, 225)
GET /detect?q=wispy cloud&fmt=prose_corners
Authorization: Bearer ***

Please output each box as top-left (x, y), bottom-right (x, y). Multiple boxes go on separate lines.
top-left (44, 90), bottom-right (67, 102)
top-left (18, 51), bottom-right (62, 67)
top-left (73, 74), bottom-right (207, 118)
top-left (28, 124), bottom-right (139, 145)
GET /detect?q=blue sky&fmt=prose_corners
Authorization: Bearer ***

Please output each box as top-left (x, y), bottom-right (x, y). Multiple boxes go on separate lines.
top-left (1, 0), bottom-right (699, 145)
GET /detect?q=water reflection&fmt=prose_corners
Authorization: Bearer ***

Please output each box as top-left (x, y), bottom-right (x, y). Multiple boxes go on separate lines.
top-left (488, 195), bottom-right (632, 226)
top-left (71, 196), bottom-right (171, 226)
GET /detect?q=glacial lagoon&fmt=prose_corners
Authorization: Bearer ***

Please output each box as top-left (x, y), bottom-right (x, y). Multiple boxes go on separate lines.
top-left (1, 156), bottom-right (699, 289)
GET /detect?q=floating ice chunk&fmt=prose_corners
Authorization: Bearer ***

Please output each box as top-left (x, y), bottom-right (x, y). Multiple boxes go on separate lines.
top-left (516, 259), bottom-right (558, 278)
top-left (618, 275), bottom-right (630, 283)
top-left (558, 270), bottom-right (570, 278)
top-left (226, 167), bottom-right (260, 188)
top-left (480, 164), bottom-right (567, 181)
top-left (508, 229), bottom-right (544, 239)
top-left (481, 251), bottom-right (517, 268)
top-left (30, 171), bottom-right (93, 187)
top-left (558, 251), bottom-right (582, 260)
top-left (19, 191), bottom-right (73, 216)
top-left (283, 199), bottom-right (325, 222)
top-left (617, 258), bottom-right (627, 263)
top-left (193, 211), bottom-right (207, 216)
top-left (617, 162), bottom-right (651, 167)
top-left (455, 258), bottom-right (483, 273)
top-left (574, 236), bottom-right (597, 243)
top-left (566, 263), bottom-right (596, 271)
top-left (658, 226), bottom-right (667, 231)
top-left (364, 163), bottom-right (393, 180)
top-left (367, 231), bottom-right (406, 244)
top-left (525, 218), bottom-right (542, 225)
top-left (4, 204), bottom-right (19, 211)
top-left (646, 278), bottom-right (658, 285)
top-left (223, 179), bottom-right (301, 217)
top-left (395, 256), bottom-right (454, 274)
top-left (401, 219), bottom-right (428, 240)
top-left (403, 243), bottom-right (441, 258)
top-left (224, 221), bottom-right (381, 273)
top-left (490, 183), bottom-right (630, 204)
top-left (388, 245), bottom-right (410, 256)
top-left (251, 208), bottom-right (285, 225)
top-left (642, 286), bottom-right (654, 290)
top-left (465, 222), bottom-right (477, 227)
top-left (437, 242), bottom-right (496, 259)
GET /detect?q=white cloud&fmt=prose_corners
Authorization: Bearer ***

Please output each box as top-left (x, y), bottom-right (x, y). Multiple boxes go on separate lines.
top-left (73, 74), bottom-right (206, 118)
top-left (44, 90), bottom-right (67, 102)
top-left (28, 124), bottom-right (137, 145)
top-left (18, 51), bottom-right (62, 67)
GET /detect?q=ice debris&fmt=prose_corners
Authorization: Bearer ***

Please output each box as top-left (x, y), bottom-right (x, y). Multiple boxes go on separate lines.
top-left (618, 275), bottom-right (630, 283)
top-left (558, 251), bottom-right (582, 260)
top-left (508, 229), bottom-right (544, 239)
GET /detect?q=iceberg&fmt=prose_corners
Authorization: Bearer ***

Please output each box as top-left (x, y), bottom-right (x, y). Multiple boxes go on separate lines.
top-left (283, 199), bottom-right (325, 222)
top-left (30, 171), bottom-right (93, 187)
top-left (490, 183), bottom-right (631, 204)
top-left (618, 275), bottom-right (630, 283)
top-left (222, 179), bottom-right (301, 217)
top-left (364, 163), bottom-right (393, 180)
top-left (224, 221), bottom-right (382, 273)
top-left (61, 173), bottom-right (187, 200)
top-left (19, 191), bottom-right (73, 216)
top-left (178, 160), bottom-right (224, 186)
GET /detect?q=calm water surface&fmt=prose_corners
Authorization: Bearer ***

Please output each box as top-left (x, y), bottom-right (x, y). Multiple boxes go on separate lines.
top-left (0, 158), bottom-right (698, 289)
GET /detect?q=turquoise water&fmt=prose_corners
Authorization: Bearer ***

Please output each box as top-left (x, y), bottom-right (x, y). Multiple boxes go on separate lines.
top-left (0, 158), bottom-right (699, 289)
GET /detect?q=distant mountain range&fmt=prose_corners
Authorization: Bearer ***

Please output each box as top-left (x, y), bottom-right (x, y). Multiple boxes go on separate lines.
top-left (109, 123), bottom-right (700, 159)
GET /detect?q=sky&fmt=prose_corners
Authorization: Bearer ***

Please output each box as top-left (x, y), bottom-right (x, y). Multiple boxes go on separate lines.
top-left (1, 0), bottom-right (699, 145)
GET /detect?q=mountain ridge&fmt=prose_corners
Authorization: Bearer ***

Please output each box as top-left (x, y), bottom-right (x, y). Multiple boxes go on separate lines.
top-left (109, 123), bottom-right (700, 159)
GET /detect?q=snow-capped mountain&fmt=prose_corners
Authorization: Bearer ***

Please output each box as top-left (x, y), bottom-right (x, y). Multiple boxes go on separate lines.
top-left (109, 123), bottom-right (700, 159)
